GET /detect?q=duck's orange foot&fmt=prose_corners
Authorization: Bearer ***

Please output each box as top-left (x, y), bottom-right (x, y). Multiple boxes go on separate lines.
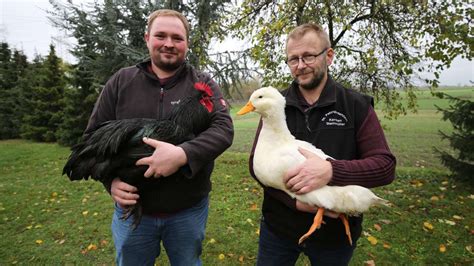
top-left (298, 207), bottom-right (324, 245)
top-left (339, 214), bottom-right (353, 246)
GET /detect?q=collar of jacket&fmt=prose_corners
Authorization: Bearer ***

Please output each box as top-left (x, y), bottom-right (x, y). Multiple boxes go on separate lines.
top-left (135, 58), bottom-right (190, 89)
top-left (284, 75), bottom-right (337, 111)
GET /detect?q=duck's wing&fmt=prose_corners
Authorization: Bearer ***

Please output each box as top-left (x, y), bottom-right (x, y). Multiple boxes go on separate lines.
top-left (295, 140), bottom-right (333, 160)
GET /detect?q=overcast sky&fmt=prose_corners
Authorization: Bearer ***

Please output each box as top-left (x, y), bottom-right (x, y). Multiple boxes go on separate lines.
top-left (1, 0), bottom-right (473, 86)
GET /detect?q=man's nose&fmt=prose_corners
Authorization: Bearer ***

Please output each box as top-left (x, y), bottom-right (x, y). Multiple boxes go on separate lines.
top-left (163, 37), bottom-right (174, 47)
top-left (296, 59), bottom-right (307, 69)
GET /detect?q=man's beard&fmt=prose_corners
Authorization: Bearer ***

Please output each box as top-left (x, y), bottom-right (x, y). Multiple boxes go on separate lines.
top-left (297, 69), bottom-right (325, 91)
top-left (152, 48), bottom-right (185, 72)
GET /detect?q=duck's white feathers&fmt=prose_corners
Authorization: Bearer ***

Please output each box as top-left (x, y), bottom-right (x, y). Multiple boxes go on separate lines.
top-left (248, 86), bottom-right (387, 215)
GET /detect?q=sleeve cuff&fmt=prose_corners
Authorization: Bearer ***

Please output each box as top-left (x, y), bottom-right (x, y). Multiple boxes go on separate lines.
top-left (327, 159), bottom-right (345, 186)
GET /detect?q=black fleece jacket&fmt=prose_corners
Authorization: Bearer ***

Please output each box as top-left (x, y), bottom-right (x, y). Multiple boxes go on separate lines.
top-left (86, 59), bottom-right (234, 214)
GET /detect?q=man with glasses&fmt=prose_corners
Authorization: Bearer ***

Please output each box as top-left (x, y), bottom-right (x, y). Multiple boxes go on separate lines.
top-left (248, 23), bottom-right (396, 265)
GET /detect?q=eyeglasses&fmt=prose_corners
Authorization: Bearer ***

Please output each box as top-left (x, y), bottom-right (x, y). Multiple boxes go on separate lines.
top-left (286, 48), bottom-right (329, 67)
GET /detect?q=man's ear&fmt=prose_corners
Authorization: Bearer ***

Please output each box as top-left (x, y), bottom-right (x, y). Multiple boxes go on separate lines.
top-left (326, 48), bottom-right (335, 66)
top-left (144, 32), bottom-right (149, 43)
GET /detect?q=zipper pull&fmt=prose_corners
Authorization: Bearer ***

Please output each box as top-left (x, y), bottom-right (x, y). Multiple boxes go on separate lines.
top-left (305, 112), bottom-right (312, 132)
top-left (158, 87), bottom-right (164, 120)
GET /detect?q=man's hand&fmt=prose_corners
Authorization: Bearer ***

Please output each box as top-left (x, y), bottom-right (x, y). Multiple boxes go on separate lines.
top-left (111, 178), bottom-right (139, 208)
top-left (283, 147), bottom-right (333, 195)
top-left (296, 200), bottom-right (340, 218)
top-left (135, 137), bottom-right (187, 178)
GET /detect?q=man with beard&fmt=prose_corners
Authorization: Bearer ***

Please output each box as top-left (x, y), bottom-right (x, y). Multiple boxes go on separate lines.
top-left (249, 23), bottom-right (395, 265)
top-left (85, 9), bottom-right (233, 265)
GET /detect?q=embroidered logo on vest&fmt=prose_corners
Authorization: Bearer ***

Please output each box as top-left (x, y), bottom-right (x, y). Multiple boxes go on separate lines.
top-left (321, 110), bottom-right (348, 126)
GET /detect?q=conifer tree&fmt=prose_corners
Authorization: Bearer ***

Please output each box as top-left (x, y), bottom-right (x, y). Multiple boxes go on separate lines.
top-left (0, 43), bottom-right (29, 139)
top-left (21, 44), bottom-right (66, 142)
top-left (435, 93), bottom-right (474, 181)
top-left (0, 42), bottom-right (14, 139)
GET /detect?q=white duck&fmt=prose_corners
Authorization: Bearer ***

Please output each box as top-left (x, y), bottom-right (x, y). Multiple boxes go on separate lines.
top-left (237, 86), bottom-right (388, 245)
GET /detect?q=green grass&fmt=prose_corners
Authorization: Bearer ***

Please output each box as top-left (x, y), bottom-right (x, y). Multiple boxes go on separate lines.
top-left (0, 87), bottom-right (472, 264)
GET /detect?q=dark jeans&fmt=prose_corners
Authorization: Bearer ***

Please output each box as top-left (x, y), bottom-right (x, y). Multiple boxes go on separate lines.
top-left (112, 196), bottom-right (209, 266)
top-left (257, 219), bottom-right (355, 266)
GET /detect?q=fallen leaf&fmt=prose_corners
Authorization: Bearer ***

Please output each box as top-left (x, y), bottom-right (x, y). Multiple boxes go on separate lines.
top-left (374, 224), bottom-right (382, 231)
top-left (466, 245), bottom-right (472, 253)
top-left (410, 180), bottom-right (423, 187)
top-left (207, 238), bottom-right (216, 244)
top-left (380, 219), bottom-right (391, 225)
top-left (364, 260), bottom-right (375, 266)
top-left (441, 181), bottom-right (449, 185)
top-left (383, 243), bottom-right (391, 249)
top-left (444, 220), bottom-right (456, 226)
top-left (249, 203), bottom-right (258, 211)
top-left (453, 215), bottom-right (463, 220)
top-left (423, 222), bottom-right (434, 231)
top-left (439, 244), bottom-right (446, 253)
top-left (51, 192), bottom-right (58, 197)
top-left (430, 196), bottom-right (440, 201)
top-left (256, 228), bottom-right (260, 235)
top-left (58, 239), bottom-right (65, 245)
top-left (218, 254), bottom-right (225, 260)
top-left (82, 210), bottom-right (89, 216)
top-left (35, 239), bottom-right (43, 245)
top-left (367, 236), bottom-right (378, 245)
top-left (87, 244), bottom-right (97, 250)
top-left (239, 255), bottom-right (244, 263)
top-left (438, 219), bottom-right (456, 226)
top-left (246, 218), bottom-right (254, 226)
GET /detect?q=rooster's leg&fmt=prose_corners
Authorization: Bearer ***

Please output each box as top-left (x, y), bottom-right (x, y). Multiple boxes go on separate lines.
top-left (339, 214), bottom-right (353, 246)
top-left (298, 207), bottom-right (324, 245)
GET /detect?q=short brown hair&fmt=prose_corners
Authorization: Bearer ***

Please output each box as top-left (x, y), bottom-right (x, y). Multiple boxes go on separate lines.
top-left (147, 9), bottom-right (190, 40)
top-left (286, 23), bottom-right (331, 49)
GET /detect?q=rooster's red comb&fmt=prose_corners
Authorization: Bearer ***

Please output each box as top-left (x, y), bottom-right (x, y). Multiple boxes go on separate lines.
top-left (194, 82), bottom-right (213, 97)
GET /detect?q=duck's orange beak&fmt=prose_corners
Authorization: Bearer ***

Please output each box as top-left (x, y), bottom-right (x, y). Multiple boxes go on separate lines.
top-left (237, 102), bottom-right (255, 115)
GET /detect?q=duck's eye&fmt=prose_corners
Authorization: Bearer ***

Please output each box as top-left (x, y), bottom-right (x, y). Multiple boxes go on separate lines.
top-left (258, 95), bottom-right (263, 99)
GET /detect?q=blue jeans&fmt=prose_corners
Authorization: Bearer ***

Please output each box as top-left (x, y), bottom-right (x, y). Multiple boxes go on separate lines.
top-left (111, 196), bottom-right (209, 266)
top-left (257, 219), bottom-right (355, 266)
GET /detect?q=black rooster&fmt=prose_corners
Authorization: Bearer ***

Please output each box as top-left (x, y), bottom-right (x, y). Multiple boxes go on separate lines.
top-left (63, 82), bottom-right (215, 228)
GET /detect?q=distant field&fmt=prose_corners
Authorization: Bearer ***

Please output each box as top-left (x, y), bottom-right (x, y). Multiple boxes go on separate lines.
top-left (411, 87), bottom-right (473, 110)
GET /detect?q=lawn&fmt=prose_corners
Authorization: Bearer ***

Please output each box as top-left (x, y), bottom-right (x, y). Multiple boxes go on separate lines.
top-left (0, 87), bottom-right (472, 265)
